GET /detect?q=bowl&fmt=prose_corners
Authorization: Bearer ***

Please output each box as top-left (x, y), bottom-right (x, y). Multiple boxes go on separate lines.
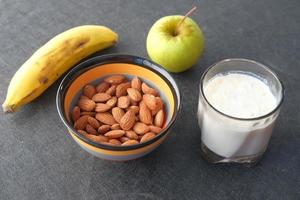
top-left (56, 54), bottom-right (181, 161)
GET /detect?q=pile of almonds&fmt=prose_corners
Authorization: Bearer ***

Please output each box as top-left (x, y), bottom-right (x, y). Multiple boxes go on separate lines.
top-left (72, 75), bottom-right (165, 146)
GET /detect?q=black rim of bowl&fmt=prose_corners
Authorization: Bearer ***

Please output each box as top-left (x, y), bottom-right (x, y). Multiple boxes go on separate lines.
top-left (56, 54), bottom-right (181, 151)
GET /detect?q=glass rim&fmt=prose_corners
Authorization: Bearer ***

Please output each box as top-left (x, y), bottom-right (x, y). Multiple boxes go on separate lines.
top-left (200, 58), bottom-right (285, 121)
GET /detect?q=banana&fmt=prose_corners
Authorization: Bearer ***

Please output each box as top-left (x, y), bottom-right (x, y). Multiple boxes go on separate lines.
top-left (2, 25), bottom-right (118, 113)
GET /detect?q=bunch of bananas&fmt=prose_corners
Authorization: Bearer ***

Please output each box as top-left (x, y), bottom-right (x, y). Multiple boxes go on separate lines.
top-left (2, 25), bottom-right (118, 113)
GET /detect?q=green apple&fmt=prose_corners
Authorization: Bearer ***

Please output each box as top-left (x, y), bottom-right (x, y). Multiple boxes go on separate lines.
top-left (146, 15), bottom-right (205, 73)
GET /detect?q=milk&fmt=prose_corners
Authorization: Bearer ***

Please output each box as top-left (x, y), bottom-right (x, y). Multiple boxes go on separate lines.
top-left (198, 72), bottom-right (278, 158)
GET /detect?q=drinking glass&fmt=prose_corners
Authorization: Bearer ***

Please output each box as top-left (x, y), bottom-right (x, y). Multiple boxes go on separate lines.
top-left (197, 58), bottom-right (284, 166)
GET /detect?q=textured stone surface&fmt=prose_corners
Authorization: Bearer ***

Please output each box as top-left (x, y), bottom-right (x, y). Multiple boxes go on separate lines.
top-left (0, 0), bottom-right (299, 199)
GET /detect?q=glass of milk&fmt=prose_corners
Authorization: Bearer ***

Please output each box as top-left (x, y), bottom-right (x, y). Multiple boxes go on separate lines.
top-left (198, 58), bottom-right (284, 166)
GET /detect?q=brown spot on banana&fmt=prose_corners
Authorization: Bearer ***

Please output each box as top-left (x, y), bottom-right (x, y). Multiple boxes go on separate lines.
top-left (75, 37), bottom-right (90, 49)
top-left (64, 39), bottom-right (70, 45)
top-left (39, 76), bottom-right (48, 84)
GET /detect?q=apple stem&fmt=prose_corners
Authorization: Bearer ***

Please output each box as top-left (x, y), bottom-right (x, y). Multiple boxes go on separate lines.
top-left (175, 6), bottom-right (197, 36)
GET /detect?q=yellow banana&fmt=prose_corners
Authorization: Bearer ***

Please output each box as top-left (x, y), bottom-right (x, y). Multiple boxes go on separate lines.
top-left (2, 25), bottom-right (118, 113)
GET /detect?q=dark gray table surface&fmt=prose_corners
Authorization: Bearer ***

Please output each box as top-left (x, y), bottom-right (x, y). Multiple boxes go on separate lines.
top-left (0, 0), bottom-right (299, 199)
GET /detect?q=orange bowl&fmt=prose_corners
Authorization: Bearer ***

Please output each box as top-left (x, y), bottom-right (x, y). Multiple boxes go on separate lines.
top-left (56, 54), bottom-right (181, 161)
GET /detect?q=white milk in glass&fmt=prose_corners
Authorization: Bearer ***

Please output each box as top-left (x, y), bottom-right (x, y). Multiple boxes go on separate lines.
top-left (198, 72), bottom-right (278, 159)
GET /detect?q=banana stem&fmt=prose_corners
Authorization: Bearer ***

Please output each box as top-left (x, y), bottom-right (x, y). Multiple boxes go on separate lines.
top-left (175, 6), bottom-right (197, 35)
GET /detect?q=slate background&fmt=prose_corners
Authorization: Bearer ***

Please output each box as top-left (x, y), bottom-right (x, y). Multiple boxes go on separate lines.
top-left (0, 0), bottom-right (299, 199)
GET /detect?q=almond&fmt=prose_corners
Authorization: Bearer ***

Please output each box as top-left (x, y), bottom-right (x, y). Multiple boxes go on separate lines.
top-left (78, 99), bottom-right (96, 111)
top-left (152, 97), bottom-right (164, 115)
top-left (104, 130), bottom-right (125, 139)
top-left (83, 84), bottom-right (96, 99)
top-left (95, 103), bottom-right (111, 112)
top-left (111, 124), bottom-right (121, 130)
top-left (112, 107), bottom-right (125, 123)
top-left (106, 96), bottom-right (117, 107)
top-left (125, 131), bottom-right (139, 140)
top-left (95, 112), bottom-right (116, 125)
top-left (92, 93), bottom-right (111, 102)
top-left (130, 99), bottom-right (138, 106)
top-left (127, 88), bottom-right (142, 102)
top-left (140, 132), bottom-right (156, 143)
top-left (108, 139), bottom-right (121, 146)
top-left (131, 76), bottom-right (142, 91)
top-left (116, 82), bottom-right (131, 97)
top-left (74, 115), bottom-right (89, 130)
top-left (72, 106), bottom-right (81, 122)
top-left (133, 122), bottom-right (150, 135)
top-left (118, 96), bottom-right (130, 109)
top-left (105, 85), bottom-right (116, 96)
top-left (149, 125), bottom-right (162, 134)
top-left (143, 94), bottom-right (158, 110)
top-left (154, 109), bottom-right (164, 127)
top-left (87, 117), bottom-right (101, 129)
top-left (96, 82), bottom-right (110, 93)
top-left (80, 95), bottom-right (90, 100)
top-left (98, 125), bottom-right (111, 134)
top-left (104, 75), bottom-right (125, 85)
top-left (86, 124), bottom-right (98, 135)
top-left (100, 142), bottom-right (114, 146)
top-left (127, 106), bottom-right (139, 114)
top-left (78, 130), bottom-right (88, 136)
top-left (119, 136), bottom-right (130, 143)
top-left (120, 110), bottom-right (136, 130)
top-left (139, 101), bottom-right (152, 125)
top-left (80, 111), bottom-right (96, 116)
top-left (122, 140), bottom-right (139, 146)
top-left (85, 134), bottom-right (109, 143)
top-left (142, 82), bottom-right (159, 96)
